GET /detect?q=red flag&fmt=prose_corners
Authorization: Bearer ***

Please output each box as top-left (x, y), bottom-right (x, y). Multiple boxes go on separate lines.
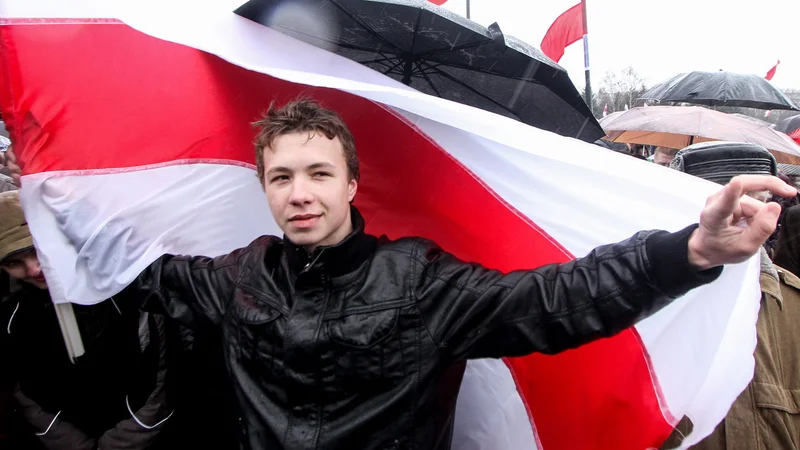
top-left (765, 60), bottom-right (780, 81)
top-left (427, 0), bottom-right (448, 5)
top-left (540, 2), bottom-right (585, 63)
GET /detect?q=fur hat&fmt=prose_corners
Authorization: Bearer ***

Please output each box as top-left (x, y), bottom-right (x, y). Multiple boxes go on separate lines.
top-left (0, 191), bottom-right (33, 263)
top-left (670, 141), bottom-right (777, 185)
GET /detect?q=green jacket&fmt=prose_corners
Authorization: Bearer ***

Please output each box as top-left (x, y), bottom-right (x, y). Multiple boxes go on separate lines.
top-left (663, 261), bottom-right (800, 449)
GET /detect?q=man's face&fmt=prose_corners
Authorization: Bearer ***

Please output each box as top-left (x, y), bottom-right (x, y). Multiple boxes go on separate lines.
top-left (0, 248), bottom-right (47, 289)
top-left (262, 132), bottom-right (357, 252)
top-left (654, 151), bottom-right (675, 167)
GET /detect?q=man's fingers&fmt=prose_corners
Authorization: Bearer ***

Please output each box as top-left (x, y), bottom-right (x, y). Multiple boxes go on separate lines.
top-left (742, 201), bottom-right (781, 248)
top-left (706, 177), bottom-right (745, 223)
top-left (730, 174), bottom-right (797, 198)
top-left (738, 196), bottom-right (768, 219)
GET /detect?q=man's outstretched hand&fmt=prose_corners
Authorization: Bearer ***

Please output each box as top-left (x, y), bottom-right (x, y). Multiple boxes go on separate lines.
top-left (688, 175), bottom-right (797, 270)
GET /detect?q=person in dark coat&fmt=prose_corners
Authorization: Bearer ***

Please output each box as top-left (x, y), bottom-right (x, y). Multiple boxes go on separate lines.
top-left (0, 191), bottom-right (176, 450)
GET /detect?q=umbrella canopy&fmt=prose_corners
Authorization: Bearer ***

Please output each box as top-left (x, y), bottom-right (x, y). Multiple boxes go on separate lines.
top-left (778, 163), bottom-right (800, 177)
top-left (775, 115), bottom-right (800, 146)
top-left (638, 71), bottom-right (799, 111)
top-left (235, 0), bottom-right (603, 142)
top-left (602, 106), bottom-right (800, 164)
top-left (776, 114), bottom-right (800, 134)
top-left (729, 113), bottom-right (774, 127)
top-left (598, 110), bottom-right (625, 127)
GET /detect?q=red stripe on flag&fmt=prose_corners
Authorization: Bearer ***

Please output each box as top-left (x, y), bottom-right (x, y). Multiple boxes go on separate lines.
top-left (0, 20), bottom-right (674, 449)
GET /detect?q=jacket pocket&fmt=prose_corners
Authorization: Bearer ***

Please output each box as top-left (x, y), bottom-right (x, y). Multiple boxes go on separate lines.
top-left (752, 382), bottom-right (800, 449)
top-left (232, 288), bottom-right (283, 374)
top-left (325, 307), bottom-right (405, 388)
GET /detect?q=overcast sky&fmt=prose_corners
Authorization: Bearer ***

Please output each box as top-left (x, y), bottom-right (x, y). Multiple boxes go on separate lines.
top-left (440, 0), bottom-right (799, 91)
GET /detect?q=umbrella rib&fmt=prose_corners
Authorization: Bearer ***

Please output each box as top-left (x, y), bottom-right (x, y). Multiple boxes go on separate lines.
top-left (409, 8), bottom-right (423, 56)
top-left (416, 62), bottom-right (443, 97)
top-left (357, 55), bottom-right (401, 66)
top-left (382, 59), bottom-right (405, 75)
top-left (420, 58), bottom-right (547, 84)
top-left (269, 26), bottom-right (398, 58)
top-left (417, 37), bottom-right (495, 58)
top-left (329, 0), bottom-right (404, 54)
top-left (419, 61), bottom-right (521, 118)
top-left (329, 41), bottom-right (401, 55)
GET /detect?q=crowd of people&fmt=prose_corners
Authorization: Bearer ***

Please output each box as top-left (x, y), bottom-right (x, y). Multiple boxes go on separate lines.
top-left (0, 99), bottom-right (798, 450)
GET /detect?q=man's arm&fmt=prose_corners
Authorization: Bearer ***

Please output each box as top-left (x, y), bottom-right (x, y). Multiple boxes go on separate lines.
top-left (12, 386), bottom-right (96, 450)
top-left (126, 246), bottom-right (251, 329)
top-left (97, 315), bottom-right (172, 450)
top-left (415, 225), bottom-right (721, 360)
top-left (417, 175), bottom-right (796, 361)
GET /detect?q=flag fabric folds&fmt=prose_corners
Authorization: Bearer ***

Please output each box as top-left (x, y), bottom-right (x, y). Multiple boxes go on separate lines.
top-left (0, 2), bottom-right (762, 449)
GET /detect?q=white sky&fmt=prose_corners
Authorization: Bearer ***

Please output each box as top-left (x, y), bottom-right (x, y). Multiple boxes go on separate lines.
top-left (441, 0), bottom-right (800, 91)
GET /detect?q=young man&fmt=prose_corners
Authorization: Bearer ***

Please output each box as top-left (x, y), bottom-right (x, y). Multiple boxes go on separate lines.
top-left (120, 99), bottom-right (793, 450)
top-left (0, 191), bottom-right (176, 450)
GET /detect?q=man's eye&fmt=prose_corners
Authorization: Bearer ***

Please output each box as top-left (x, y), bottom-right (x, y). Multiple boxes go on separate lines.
top-left (270, 175), bottom-right (289, 183)
top-left (313, 172), bottom-right (330, 178)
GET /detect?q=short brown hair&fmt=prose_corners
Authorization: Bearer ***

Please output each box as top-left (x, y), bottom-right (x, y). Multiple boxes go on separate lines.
top-left (253, 98), bottom-right (359, 184)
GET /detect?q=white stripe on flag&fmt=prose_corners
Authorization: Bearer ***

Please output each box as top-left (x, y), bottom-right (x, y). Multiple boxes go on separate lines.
top-left (21, 163), bottom-right (277, 304)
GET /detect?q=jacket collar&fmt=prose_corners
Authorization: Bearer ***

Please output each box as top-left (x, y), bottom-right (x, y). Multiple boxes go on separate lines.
top-left (283, 206), bottom-right (377, 279)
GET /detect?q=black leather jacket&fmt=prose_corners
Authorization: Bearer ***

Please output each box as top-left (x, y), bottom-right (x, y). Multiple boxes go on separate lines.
top-left (131, 208), bottom-right (721, 450)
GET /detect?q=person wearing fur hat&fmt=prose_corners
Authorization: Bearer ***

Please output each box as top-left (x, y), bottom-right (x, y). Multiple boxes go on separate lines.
top-left (662, 142), bottom-right (800, 450)
top-left (0, 191), bottom-right (177, 450)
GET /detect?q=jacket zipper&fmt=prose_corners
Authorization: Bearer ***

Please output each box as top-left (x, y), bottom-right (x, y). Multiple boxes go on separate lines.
top-left (301, 248), bottom-right (326, 274)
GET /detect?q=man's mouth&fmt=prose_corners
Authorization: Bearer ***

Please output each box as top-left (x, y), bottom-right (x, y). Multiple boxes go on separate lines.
top-left (289, 214), bottom-right (322, 221)
top-left (289, 214), bottom-right (322, 228)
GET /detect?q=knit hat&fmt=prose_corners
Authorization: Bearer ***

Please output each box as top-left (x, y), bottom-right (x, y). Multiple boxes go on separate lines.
top-left (0, 191), bottom-right (33, 263)
top-left (670, 141), bottom-right (777, 185)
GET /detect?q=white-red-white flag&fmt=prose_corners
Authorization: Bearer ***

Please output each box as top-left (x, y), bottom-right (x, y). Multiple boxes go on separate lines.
top-left (0, 2), bottom-right (761, 449)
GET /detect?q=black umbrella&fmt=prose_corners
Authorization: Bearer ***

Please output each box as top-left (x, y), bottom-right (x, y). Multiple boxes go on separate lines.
top-left (776, 115), bottom-right (800, 134)
top-left (235, 0), bottom-right (603, 142)
top-left (638, 71), bottom-right (799, 111)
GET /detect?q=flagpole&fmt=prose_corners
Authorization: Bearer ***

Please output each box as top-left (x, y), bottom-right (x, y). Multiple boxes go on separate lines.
top-left (581, 0), bottom-right (592, 109)
top-left (466, 0), bottom-right (470, 19)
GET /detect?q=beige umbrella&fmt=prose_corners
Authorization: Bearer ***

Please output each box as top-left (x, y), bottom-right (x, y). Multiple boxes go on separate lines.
top-left (601, 106), bottom-right (800, 164)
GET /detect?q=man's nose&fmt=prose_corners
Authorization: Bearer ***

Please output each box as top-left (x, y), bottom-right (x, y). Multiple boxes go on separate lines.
top-left (288, 178), bottom-right (314, 204)
top-left (24, 259), bottom-right (41, 278)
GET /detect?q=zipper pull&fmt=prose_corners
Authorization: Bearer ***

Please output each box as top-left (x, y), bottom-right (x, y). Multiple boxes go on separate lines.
top-left (301, 248), bottom-right (325, 274)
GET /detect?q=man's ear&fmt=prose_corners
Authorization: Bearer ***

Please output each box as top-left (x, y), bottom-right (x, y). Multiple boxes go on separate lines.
top-left (348, 178), bottom-right (358, 203)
